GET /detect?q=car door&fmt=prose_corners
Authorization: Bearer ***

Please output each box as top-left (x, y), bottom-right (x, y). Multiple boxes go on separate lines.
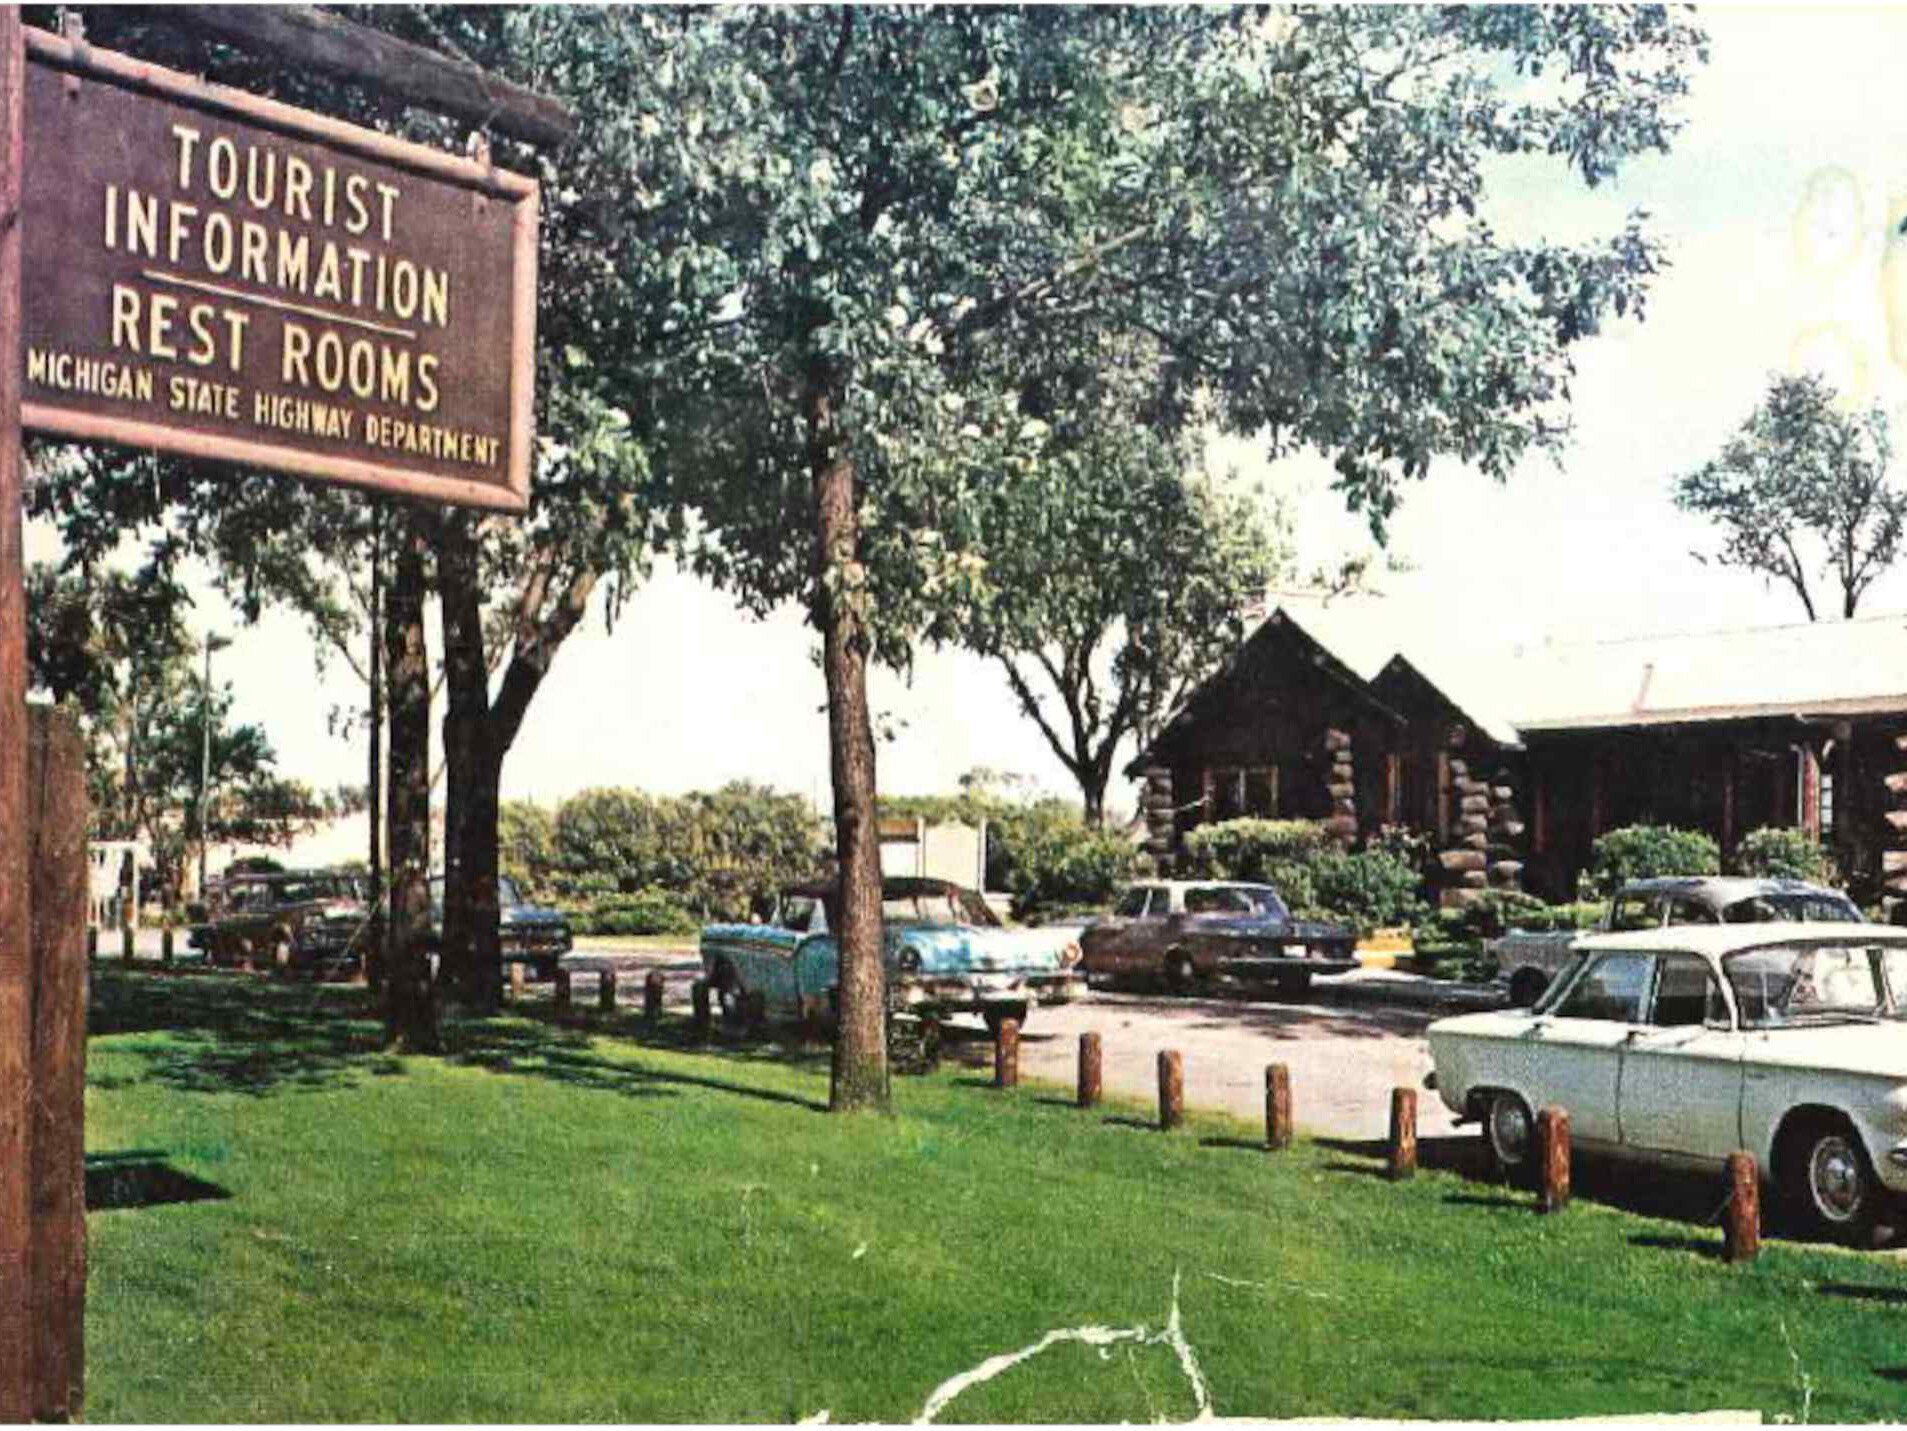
top-left (1083, 887), bottom-right (1152, 976)
top-left (1618, 952), bottom-right (1744, 1161)
top-left (1520, 951), bottom-right (1655, 1145)
top-left (1105, 886), bottom-right (1173, 976)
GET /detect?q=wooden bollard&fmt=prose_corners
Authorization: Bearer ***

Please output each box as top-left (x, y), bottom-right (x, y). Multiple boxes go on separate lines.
top-left (85, 927), bottom-right (97, 961)
top-left (1158, 1049), bottom-right (1184, 1131)
top-left (1266, 1063), bottom-right (1292, 1151)
top-left (508, 961), bottom-right (527, 1001)
top-left (553, 968), bottom-right (572, 1013)
top-left (121, 924), bottom-right (135, 962)
top-left (598, 968), bottom-right (618, 1013)
top-left (1388, 1087), bottom-right (1417, 1180)
top-left (691, 978), bottom-right (711, 1038)
top-left (644, 970), bottom-right (664, 1024)
top-left (1537, 1105), bottom-right (1571, 1213)
top-left (1723, 1150), bottom-right (1760, 1263)
top-left (1077, 1032), bottom-right (1102, 1108)
top-left (995, 1018), bottom-right (1020, 1088)
top-left (161, 926), bottom-right (174, 965)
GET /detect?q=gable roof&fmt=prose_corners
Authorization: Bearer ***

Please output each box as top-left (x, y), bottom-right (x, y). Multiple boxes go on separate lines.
top-left (1136, 600), bottom-right (1907, 766)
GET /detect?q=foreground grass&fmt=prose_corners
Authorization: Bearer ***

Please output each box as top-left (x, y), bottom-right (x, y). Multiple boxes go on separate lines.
top-left (84, 970), bottom-right (1907, 1422)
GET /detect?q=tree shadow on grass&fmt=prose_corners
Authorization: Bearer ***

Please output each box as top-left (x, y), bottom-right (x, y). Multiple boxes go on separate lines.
top-left (88, 969), bottom-right (396, 1097)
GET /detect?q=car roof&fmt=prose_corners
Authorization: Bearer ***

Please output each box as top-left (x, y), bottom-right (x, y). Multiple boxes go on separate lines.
top-left (1574, 922), bottom-right (1902, 958)
top-left (782, 876), bottom-right (972, 900)
top-left (1130, 880), bottom-right (1279, 892)
top-left (1616, 876), bottom-right (1849, 902)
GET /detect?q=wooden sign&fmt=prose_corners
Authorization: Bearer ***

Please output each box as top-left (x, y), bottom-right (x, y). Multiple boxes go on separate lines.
top-left (18, 26), bottom-right (537, 512)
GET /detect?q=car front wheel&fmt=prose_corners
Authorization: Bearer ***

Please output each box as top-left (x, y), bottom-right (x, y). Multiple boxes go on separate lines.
top-left (1162, 952), bottom-right (1196, 996)
top-left (1508, 968), bottom-right (1548, 1008)
top-left (1484, 1091), bottom-right (1536, 1184)
top-left (1783, 1118), bottom-right (1880, 1245)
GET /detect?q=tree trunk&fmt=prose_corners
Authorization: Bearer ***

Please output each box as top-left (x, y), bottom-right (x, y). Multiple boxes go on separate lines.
top-left (383, 509), bottom-right (438, 1053)
top-left (807, 374), bottom-right (888, 1114)
top-left (438, 513), bottom-right (502, 1012)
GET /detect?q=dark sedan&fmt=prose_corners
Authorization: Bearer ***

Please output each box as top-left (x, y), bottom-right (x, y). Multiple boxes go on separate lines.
top-left (1081, 879), bottom-right (1358, 996)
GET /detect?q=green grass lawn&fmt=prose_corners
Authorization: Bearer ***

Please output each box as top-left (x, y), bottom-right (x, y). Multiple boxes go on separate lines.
top-left (81, 969), bottom-right (1907, 1423)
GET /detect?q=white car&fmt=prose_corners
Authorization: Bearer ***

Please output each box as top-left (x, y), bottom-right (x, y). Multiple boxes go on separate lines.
top-left (1427, 924), bottom-right (1907, 1243)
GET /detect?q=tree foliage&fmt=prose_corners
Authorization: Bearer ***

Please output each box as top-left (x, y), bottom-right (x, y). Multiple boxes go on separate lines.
top-left (1675, 373), bottom-right (1907, 620)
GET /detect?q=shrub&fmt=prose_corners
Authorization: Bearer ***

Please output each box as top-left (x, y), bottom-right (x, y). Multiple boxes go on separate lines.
top-left (1731, 826), bottom-right (1837, 884)
top-left (1307, 848), bottom-right (1429, 937)
top-left (1181, 819), bottom-right (1335, 881)
top-left (1409, 890), bottom-right (1572, 982)
top-left (1587, 824), bottom-right (1719, 895)
top-left (571, 888), bottom-right (699, 938)
top-left (1182, 819), bottom-right (1433, 934)
top-left (988, 800), bottom-right (1135, 921)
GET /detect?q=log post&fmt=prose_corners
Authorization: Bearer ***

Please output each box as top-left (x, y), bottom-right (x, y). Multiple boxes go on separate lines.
top-left (552, 968), bottom-right (571, 1014)
top-left (27, 707), bottom-right (87, 1421)
top-left (994, 1018), bottom-right (1020, 1089)
top-left (505, 960), bottom-right (525, 1002)
top-left (1158, 1050), bottom-right (1184, 1131)
top-left (1387, 1087), bottom-right (1417, 1180)
top-left (1266, 1063), bottom-right (1292, 1151)
top-left (643, 970), bottom-right (663, 1025)
top-left (597, 969), bottom-right (617, 1014)
top-left (691, 979), bottom-right (710, 1039)
top-left (1723, 1150), bottom-right (1760, 1264)
top-left (1537, 1105), bottom-right (1570, 1213)
top-left (160, 926), bottom-right (173, 966)
top-left (120, 924), bottom-right (133, 963)
top-left (1077, 1032), bottom-right (1102, 1108)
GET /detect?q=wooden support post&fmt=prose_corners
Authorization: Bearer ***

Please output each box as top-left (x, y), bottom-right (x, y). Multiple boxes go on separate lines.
top-left (1538, 1105), bottom-right (1571, 1213)
top-left (1077, 1032), bottom-right (1101, 1108)
top-left (552, 968), bottom-right (571, 1013)
top-left (994, 1018), bottom-right (1020, 1089)
top-left (27, 708), bottom-right (86, 1421)
top-left (1158, 1050), bottom-right (1184, 1131)
top-left (507, 960), bottom-right (526, 1002)
top-left (643, 970), bottom-right (663, 1025)
top-left (0, 6), bottom-right (34, 1413)
top-left (119, 924), bottom-right (133, 963)
top-left (1387, 1087), bottom-right (1417, 1180)
top-left (691, 979), bottom-right (710, 1039)
top-left (160, 926), bottom-right (173, 966)
top-left (1266, 1063), bottom-right (1292, 1151)
top-left (598, 968), bottom-right (617, 1014)
top-left (1723, 1151), bottom-right (1760, 1264)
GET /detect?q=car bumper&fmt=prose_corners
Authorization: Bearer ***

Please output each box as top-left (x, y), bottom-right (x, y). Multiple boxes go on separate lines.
top-left (1217, 948), bottom-right (1359, 978)
top-left (892, 972), bottom-right (1088, 1012)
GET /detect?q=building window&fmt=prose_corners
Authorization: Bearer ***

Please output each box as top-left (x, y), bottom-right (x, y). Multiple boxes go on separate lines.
top-left (1820, 768), bottom-right (1835, 839)
top-left (1207, 766), bottom-right (1277, 821)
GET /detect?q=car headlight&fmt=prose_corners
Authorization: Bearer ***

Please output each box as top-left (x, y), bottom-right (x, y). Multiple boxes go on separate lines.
top-left (897, 947), bottom-right (922, 973)
top-left (1060, 941), bottom-right (1082, 968)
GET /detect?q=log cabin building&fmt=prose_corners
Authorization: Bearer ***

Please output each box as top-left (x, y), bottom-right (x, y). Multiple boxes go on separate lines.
top-left (1132, 606), bottom-right (1907, 909)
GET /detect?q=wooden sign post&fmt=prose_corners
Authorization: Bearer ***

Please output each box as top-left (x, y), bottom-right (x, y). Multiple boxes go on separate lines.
top-left (0, 6), bottom-right (569, 1416)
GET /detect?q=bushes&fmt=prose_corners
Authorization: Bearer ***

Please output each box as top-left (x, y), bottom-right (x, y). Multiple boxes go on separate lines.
top-left (1731, 826), bottom-right (1836, 883)
top-left (988, 800), bottom-right (1135, 921)
top-left (570, 888), bottom-right (700, 938)
top-left (1586, 824), bottom-right (1719, 895)
top-left (1183, 818), bottom-right (1428, 936)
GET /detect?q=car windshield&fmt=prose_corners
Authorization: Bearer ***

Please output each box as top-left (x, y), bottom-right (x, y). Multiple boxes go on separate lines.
top-left (273, 876), bottom-right (355, 904)
top-left (1531, 950), bottom-right (1592, 1014)
top-left (1723, 942), bottom-right (1885, 1027)
top-left (498, 876), bottom-right (522, 905)
top-left (1184, 885), bottom-right (1288, 918)
top-left (881, 888), bottom-right (999, 927)
top-left (1721, 894), bottom-right (1861, 924)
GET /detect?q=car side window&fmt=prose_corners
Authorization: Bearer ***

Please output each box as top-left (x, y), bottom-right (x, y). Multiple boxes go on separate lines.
top-left (1650, 953), bottom-right (1725, 1028)
top-left (1552, 952), bottom-right (1653, 1022)
top-left (1666, 898), bottom-right (1717, 927)
top-left (1114, 889), bottom-right (1150, 918)
top-left (1609, 896), bottom-right (1659, 932)
top-left (1147, 888), bottom-right (1172, 916)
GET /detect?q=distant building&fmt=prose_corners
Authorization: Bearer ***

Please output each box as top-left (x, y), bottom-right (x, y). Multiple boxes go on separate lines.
top-left (1130, 605), bottom-right (1907, 908)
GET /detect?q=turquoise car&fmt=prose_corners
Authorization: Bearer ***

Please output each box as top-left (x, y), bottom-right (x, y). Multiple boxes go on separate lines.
top-left (700, 877), bottom-right (1087, 1036)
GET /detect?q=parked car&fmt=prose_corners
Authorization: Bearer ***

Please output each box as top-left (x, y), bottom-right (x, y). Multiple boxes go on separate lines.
top-left (1079, 880), bottom-right (1357, 997)
top-left (1428, 924), bottom-right (1907, 1243)
top-left (1491, 876), bottom-right (1864, 1008)
top-left (426, 874), bottom-right (573, 980)
top-left (700, 876), bottom-right (1087, 1036)
top-left (187, 869), bottom-right (369, 975)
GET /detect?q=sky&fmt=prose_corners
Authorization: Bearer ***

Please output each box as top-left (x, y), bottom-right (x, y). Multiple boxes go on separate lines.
top-left (30, 5), bottom-right (1907, 821)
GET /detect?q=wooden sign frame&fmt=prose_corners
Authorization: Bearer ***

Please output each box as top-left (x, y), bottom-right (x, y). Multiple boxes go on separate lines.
top-left (18, 25), bottom-right (538, 513)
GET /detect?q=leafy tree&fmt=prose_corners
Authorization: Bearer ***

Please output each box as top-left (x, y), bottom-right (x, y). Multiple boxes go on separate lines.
top-left (643, 5), bottom-right (1703, 1109)
top-left (1588, 824), bottom-right (1720, 894)
top-left (954, 407), bottom-right (1287, 825)
top-left (1675, 373), bottom-right (1907, 619)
